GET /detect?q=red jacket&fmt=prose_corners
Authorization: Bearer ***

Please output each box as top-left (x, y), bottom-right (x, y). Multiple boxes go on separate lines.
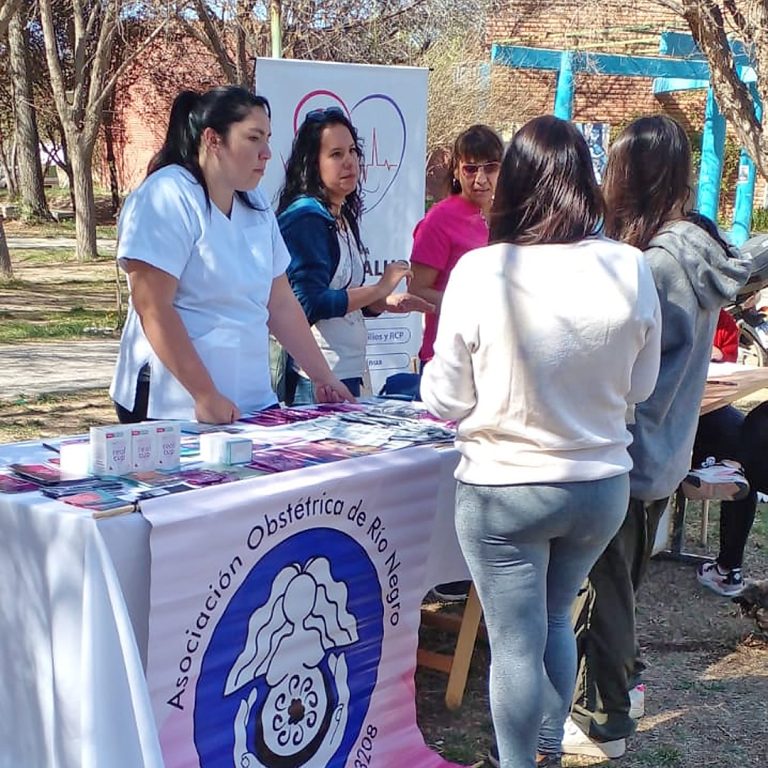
top-left (713, 309), bottom-right (739, 363)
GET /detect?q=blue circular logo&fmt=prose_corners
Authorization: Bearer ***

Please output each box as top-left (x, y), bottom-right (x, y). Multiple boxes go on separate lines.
top-left (194, 528), bottom-right (383, 767)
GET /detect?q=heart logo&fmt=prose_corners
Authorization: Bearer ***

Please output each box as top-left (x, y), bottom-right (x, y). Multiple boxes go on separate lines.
top-left (293, 90), bottom-right (406, 213)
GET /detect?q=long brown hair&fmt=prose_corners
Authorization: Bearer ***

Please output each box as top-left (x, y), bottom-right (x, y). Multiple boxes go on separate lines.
top-left (489, 115), bottom-right (603, 245)
top-left (603, 115), bottom-right (692, 250)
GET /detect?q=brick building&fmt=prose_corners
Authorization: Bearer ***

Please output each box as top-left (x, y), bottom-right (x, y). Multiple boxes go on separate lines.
top-left (484, 0), bottom-right (759, 218)
top-left (102, 2), bottom-right (759, 219)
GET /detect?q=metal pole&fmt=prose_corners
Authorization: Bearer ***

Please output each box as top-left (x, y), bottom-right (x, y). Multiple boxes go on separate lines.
top-left (270, 0), bottom-right (282, 58)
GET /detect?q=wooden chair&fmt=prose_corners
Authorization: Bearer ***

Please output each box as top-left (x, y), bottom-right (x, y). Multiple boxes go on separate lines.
top-left (417, 584), bottom-right (484, 710)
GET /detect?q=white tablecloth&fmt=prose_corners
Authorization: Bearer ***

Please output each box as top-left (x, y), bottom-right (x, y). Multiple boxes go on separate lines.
top-left (0, 444), bottom-right (465, 768)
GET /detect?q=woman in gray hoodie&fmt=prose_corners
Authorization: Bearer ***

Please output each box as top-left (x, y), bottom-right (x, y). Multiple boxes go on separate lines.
top-left (563, 115), bottom-right (752, 760)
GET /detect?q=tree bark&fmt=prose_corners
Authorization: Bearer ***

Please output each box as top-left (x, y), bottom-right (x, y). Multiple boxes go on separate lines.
top-left (102, 94), bottom-right (121, 216)
top-left (8, 6), bottom-right (51, 222)
top-left (0, 217), bottom-right (12, 279)
top-left (0, 0), bottom-right (22, 38)
top-left (70, 138), bottom-right (98, 260)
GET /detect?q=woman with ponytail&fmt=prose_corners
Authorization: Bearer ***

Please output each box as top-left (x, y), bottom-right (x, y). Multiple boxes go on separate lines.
top-left (111, 86), bottom-right (353, 423)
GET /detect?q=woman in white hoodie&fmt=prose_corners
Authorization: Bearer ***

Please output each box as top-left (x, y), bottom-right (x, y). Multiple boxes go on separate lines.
top-left (420, 115), bottom-right (662, 768)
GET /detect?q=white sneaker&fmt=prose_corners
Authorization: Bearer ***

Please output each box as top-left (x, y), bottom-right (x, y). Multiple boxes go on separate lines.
top-left (629, 683), bottom-right (645, 719)
top-left (561, 717), bottom-right (626, 759)
top-left (697, 561), bottom-right (745, 597)
top-left (681, 457), bottom-right (750, 501)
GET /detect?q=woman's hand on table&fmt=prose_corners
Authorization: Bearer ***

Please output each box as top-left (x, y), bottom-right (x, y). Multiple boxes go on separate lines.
top-left (384, 292), bottom-right (435, 314)
top-left (194, 391), bottom-right (241, 424)
top-left (311, 376), bottom-right (356, 403)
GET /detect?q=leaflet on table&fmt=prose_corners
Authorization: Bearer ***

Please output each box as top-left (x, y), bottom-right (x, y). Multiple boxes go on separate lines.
top-left (58, 489), bottom-right (137, 518)
top-left (41, 434), bottom-right (90, 453)
top-left (0, 472), bottom-right (39, 493)
top-left (8, 462), bottom-right (92, 485)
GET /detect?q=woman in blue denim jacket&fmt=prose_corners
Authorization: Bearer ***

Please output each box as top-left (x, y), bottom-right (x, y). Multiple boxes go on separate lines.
top-left (277, 107), bottom-right (432, 402)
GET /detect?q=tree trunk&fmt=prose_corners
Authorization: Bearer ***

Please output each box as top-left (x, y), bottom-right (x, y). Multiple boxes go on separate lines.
top-left (6, 141), bottom-right (18, 199)
top-left (102, 96), bottom-right (121, 216)
top-left (8, 7), bottom-right (50, 221)
top-left (0, 218), bottom-right (12, 279)
top-left (70, 139), bottom-right (98, 261)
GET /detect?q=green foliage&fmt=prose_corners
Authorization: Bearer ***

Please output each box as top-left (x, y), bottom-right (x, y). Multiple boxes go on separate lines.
top-left (751, 207), bottom-right (768, 232)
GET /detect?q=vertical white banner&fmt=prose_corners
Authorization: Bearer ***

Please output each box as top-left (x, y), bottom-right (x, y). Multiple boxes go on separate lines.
top-left (255, 59), bottom-right (428, 392)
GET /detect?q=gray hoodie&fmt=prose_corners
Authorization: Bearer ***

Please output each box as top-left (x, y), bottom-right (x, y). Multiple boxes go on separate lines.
top-left (628, 219), bottom-right (752, 501)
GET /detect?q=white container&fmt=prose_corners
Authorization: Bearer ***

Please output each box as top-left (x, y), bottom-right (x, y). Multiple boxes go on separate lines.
top-left (200, 433), bottom-right (253, 465)
top-left (59, 440), bottom-right (92, 478)
top-left (90, 425), bottom-right (131, 476)
top-left (130, 425), bottom-right (156, 472)
top-left (154, 422), bottom-right (181, 470)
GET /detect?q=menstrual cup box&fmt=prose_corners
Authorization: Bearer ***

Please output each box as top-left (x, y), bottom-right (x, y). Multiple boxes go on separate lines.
top-left (90, 425), bottom-right (131, 476)
top-left (130, 424), bottom-right (156, 472)
top-left (154, 422), bottom-right (181, 470)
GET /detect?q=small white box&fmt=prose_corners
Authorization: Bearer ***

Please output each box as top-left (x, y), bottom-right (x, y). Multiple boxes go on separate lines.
top-left (90, 425), bottom-right (131, 476)
top-left (154, 422), bottom-right (181, 470)
top-left (200, 433), bottom-right (252, 465)
top-left (60, 440), bottom-right (91, 478)
top-left (130, 425), bottom-right (156, 472)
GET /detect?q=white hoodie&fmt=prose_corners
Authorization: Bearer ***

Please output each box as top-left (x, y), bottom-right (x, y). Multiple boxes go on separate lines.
top-left (421, 238), bottom-right (661, 486)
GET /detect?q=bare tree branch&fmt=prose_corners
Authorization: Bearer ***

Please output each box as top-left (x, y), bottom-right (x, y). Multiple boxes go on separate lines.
top-left (0, 0), bottom-right (22, 38)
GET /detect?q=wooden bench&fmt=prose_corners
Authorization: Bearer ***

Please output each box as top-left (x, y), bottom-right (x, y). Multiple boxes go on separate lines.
top-left (50, 209), bottom-right (74, 223)
top-left (417, 584), bottom-right (485, 710)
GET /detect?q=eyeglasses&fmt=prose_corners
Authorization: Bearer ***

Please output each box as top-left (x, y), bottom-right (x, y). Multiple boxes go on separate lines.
top-left (460, 161), bottom-right (501, 176)
top-left (304, 106), bottom-right (346, 123)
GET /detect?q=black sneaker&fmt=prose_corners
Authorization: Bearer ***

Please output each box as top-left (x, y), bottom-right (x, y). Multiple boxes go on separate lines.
top-left (430, 580), bottom-right (471, 601)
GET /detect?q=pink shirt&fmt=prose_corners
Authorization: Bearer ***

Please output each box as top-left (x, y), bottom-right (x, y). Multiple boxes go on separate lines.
top-left (410, 194), bottom-right (489, 361)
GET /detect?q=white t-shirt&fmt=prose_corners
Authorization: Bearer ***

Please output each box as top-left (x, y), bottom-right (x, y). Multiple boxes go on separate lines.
top-left (420, 238), bottom-right (662, 486)
top-left (110, 165), bottom-right (290, 419)
top-left (307, 227), bottom-right (368, 379)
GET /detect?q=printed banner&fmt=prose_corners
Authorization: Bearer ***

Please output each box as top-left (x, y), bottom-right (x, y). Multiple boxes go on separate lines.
top-left (143, 448), bottom-right (465, 768)
top-left (255, 59), bottom-right (429, 393)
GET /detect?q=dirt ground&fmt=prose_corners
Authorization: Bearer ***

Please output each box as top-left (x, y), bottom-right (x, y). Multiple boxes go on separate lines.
top-left (1, 255), bottom-right (767, 767)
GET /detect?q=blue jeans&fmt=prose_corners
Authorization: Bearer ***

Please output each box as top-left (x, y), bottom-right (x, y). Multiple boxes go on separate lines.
top-left (455, 475), bottom-right (628, 766)
top-left (291, 374), bottom-right (363, 405)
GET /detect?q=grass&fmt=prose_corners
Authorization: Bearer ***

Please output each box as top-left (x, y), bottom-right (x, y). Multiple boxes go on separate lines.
top-left (0, 310), bottom-right (121, 342)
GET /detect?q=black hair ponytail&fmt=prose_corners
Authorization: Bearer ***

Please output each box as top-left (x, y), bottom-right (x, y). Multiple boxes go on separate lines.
top-left (147, 86), bottom-right (271, 211)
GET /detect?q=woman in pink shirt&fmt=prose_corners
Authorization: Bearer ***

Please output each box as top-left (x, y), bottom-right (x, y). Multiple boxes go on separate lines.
top-left (410, 124), bottom-right (504, 364)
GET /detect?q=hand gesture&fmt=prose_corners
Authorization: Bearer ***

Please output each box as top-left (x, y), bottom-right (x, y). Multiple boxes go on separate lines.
top-left (384, 292), bottom-right (435, 314)
top-left (194, 391), bottom-right (241, 424)
top-left (378, 260), bottom-right (412, 293)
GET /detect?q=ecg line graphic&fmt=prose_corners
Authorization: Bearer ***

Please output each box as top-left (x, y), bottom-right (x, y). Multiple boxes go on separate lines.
top-left (364, 128), bottom-right (399, 174)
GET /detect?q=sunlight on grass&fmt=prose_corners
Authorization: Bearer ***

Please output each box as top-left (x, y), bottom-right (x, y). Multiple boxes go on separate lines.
top-left (0, 312), bottom-right (121, 342)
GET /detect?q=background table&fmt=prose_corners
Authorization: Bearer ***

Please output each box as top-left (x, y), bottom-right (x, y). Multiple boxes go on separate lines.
top-left (656, 364), bottom-right (768, 560)
top-left (0, 443), bottom-right (466, 768)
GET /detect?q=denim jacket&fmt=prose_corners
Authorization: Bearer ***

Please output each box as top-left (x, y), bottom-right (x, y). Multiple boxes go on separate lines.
top-left (278, 196), bottom-right (365, 325)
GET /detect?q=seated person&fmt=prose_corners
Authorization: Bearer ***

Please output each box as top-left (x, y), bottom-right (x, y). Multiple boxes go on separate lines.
top-left (683, 309), bottom-right (768, 596)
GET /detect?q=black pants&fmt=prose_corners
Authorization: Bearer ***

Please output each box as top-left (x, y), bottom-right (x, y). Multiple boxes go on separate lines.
top-left (114, 366), bottom-right (150, 423)
top-left (691, 402), bottom-right (768, 569)
top-left (571, 497), bottom-right (667, 742)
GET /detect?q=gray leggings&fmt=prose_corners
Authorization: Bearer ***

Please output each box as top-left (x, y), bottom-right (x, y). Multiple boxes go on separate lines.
top-left (455, 474), bottom-right (628, 767)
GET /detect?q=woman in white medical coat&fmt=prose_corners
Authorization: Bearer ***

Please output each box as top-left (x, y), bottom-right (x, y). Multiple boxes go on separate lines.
top-left (111, 86), bottom-right (353, 423)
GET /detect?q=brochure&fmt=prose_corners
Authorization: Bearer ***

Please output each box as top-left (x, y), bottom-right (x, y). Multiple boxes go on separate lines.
top-left (0, 472), bottom-right (39, 494)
